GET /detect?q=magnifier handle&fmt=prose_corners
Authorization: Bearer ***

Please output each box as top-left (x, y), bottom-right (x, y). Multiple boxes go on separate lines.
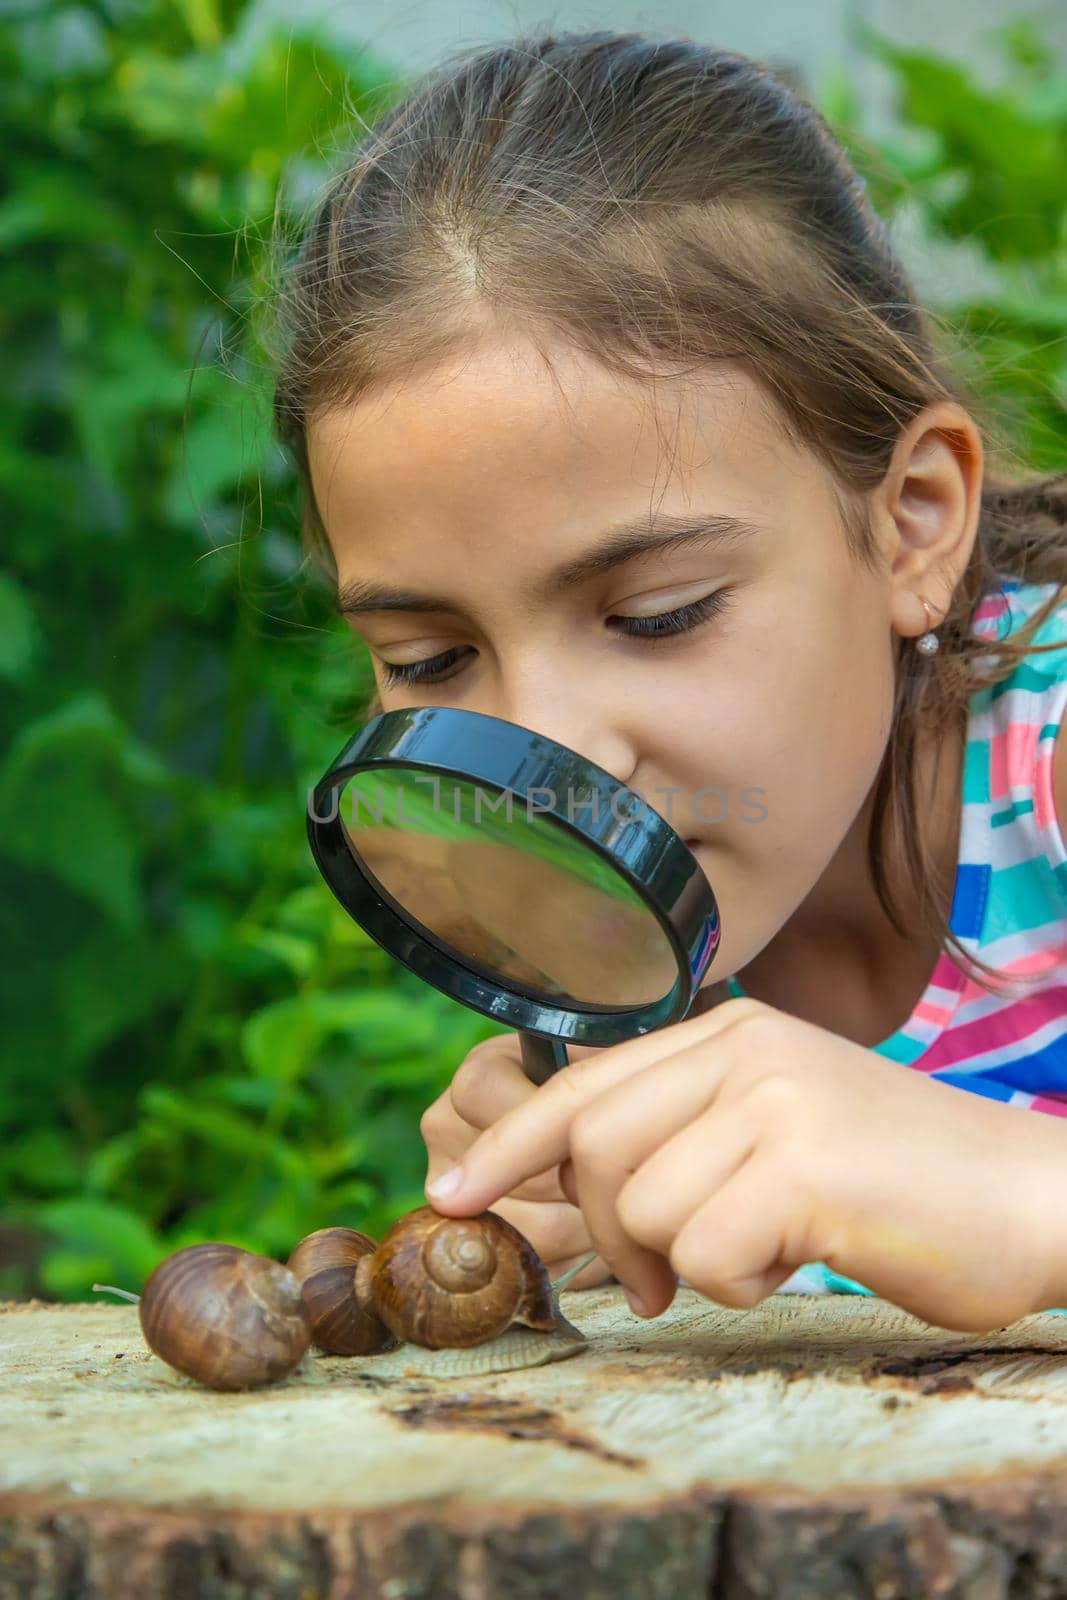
top-left (518, 1031), bottom-right (570, 1085)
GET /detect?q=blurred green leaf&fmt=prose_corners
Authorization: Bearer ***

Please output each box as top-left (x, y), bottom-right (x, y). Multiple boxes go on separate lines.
top-left (138, 1084), bottom-right (312, 1181)
top-left (0, 693), bottom-right (170, 930)
top-left (59, 927), bottom-right (194, 1066)
top-left (36, 1196), bottom-right (166, 1281)
top-left (0, 1127), bottom-right (82, 1195)
top-left (858, 28), bottom-right (1067, 260)
top-left (241, 990), bottom-right (439, 1083)
top-left (0, 573), bottom-right (44, 680)
top-left (44, 1251), bottom-right (118, 1299)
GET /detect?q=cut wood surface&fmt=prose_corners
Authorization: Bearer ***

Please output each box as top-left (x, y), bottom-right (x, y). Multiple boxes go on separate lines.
top-left (3, 1285), bottom-right (1067, 1598)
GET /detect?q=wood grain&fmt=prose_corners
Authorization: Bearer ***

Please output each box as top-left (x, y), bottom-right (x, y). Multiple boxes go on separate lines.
top-left (2, 1286), bottom-right (1067, 1597)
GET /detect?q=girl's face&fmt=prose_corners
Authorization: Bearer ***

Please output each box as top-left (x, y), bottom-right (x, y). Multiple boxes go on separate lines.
top-left (307, 331), bottom-right (901, 986)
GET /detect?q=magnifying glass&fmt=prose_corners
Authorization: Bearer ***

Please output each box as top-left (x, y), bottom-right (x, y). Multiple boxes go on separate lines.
top-left (306, 707), bottom-right (721, 1085)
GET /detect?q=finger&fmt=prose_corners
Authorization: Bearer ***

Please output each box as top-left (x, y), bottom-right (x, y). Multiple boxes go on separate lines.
top-left (422, 1050), bottom-right (549, 1189)
top-left (426, 1148), bottom-right (566, 1205)
top-left (426, 998), bottom-right (760, 1213)
top-left (448, 1041), bottom-right (537, 1130)
top-left (450, 1035), bottom-right (606, 1136)
top-left (423, 1045), bottom-right (602, 1208)
top-left (431, 1037), bottom-right (604, 1200)
top-left (668, 1147), bottom-right (803, 1309)
top-left (512, 1169), bottom-right (571, 1204)
top-left (484, 1196), bottom-right (594, 1271)
top-left (610, 1088), bottom-right (765, 1258)
top-left (563, 1039), bottom-right (751, 1315)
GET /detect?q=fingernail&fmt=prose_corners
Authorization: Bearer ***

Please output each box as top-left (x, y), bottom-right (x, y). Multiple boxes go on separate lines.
top-left (624, 1287), bottom-right (649, 1317)
top-left (426, 1165), bottom-right (463, 1199)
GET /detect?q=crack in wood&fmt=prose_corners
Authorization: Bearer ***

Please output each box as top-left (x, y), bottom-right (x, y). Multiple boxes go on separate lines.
top-left (386, 1393), bottom-right (646, 1469)
top-left (864, 1343), bottom-right (1067, 1397)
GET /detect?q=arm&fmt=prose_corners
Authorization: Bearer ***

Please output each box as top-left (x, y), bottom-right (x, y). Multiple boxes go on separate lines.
top-left (1008, 1104), bottom-right (1067, 1315)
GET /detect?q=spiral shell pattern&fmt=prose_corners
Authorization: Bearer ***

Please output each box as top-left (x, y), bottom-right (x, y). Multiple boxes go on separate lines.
top-left (360, 1206), bottom-right (557, 1349)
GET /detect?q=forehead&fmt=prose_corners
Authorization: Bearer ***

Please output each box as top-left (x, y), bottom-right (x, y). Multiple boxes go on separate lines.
top-left (305, 335), bottom-right (798, 530)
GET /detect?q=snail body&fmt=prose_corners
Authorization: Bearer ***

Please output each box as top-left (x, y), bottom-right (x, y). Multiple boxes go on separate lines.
top-left (347, 1299), bottom-right (587, 1377)
top-left (356, 1206), bottom-right (557, 1350)
top-left (138, 1243), bottom-right (311, 1391)
top-left (286, 1227), bottom-right (398, 1356)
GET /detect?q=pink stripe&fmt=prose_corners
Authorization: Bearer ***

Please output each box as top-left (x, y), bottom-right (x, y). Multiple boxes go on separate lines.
top-left (972, 595), bottom-right (1009, 634)
top-left (1029, 1094), bottom-right (1067, 1118)
top-left (989, 719), bottom-right (1040, 801)
top-left (915, 984), bottom-right (1067, 1071)
top-left (979, 945), bottom-right (1067, 981)
top-left (912, 997), bottom-right (957, 1029)
top-left (1034, 740), bottom-right (1059, 833)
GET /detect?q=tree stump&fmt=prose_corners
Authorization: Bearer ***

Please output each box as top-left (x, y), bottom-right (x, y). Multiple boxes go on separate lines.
top-left (3, 1284), bottom-right (1067, 1598)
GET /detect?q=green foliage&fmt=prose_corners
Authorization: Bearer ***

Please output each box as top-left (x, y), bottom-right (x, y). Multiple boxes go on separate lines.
top-left (0, 0), bottom-right (505, 1300)
top-left (2, 4), bottom-right (1065, 1300)
top-left (820, 15), bottom-right (1067, 473)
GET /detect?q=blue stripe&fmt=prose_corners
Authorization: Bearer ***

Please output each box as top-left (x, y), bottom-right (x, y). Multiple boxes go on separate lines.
top-left (933, 1039), bottom-right (1067, 1098)
top-left (929, 1070), bottom-right (1020, 1103)
top-left (949, 862), bottom-right (990, 939)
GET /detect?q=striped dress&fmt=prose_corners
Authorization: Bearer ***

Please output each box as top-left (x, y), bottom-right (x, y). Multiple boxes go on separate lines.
top-left (727, 575), bottom-right (1067, 1309)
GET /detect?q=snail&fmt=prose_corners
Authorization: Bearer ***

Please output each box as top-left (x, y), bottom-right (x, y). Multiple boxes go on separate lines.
top-left (135, 1243), bottom-right (311, 1391)
top-left (353, 1204), bottom-right (576, 1348)
top-left (285, 1226), bottom-right (398, 1355)
top-left (345, 1249), bottom-right (595, 1378)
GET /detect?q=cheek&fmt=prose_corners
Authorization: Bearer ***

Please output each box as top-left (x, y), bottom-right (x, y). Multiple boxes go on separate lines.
top-left (669, 622), bottom-right (892, 847)
top-left (758, 679), bottom-right (888, 837)
top-left (662, 668), bottom-right (776, 829)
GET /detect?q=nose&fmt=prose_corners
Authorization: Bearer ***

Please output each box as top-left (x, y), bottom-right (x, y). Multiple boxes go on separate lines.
top-left (492, 676), bottom-right (637, 797)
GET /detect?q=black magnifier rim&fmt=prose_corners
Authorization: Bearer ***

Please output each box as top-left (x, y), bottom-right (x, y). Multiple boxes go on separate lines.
top-left (306, 705), bottom-right (721, 1047)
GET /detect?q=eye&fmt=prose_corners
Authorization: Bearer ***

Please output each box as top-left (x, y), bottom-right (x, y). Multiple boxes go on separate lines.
top-left (378, 588), bottom-right (734, 688)
top-left (613, 587), bottom-right (733, 639)
top-left (380, 646), bottom-right (471, 689)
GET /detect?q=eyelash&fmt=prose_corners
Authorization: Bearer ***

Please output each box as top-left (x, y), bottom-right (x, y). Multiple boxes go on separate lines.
top-left (378, 588), bottom-right (734, 688)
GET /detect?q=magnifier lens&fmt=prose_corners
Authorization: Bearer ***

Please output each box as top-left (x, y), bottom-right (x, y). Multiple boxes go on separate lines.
top-left (341, 769), bottom-right (676, 1008)
top-left (306, 705), bottom-right (722, 1068)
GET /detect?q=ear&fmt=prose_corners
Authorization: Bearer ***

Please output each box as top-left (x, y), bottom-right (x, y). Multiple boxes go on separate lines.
top-left (873, 401), bottom-right (984, 643)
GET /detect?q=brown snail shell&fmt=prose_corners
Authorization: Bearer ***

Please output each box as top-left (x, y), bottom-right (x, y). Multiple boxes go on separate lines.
top-left (355, 1205), bottom-right (557, 1349)
top-left (138, 1243), bottom-right (311, 1391)
top-left (286, 1227), bottom-right (398, 1355)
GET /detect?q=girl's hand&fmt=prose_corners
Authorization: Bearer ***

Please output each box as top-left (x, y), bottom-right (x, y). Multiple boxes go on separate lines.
top-left (424, 998), bottom-right (1050, 1332)
top-left (419, 1032), bottom-right (614, 1289)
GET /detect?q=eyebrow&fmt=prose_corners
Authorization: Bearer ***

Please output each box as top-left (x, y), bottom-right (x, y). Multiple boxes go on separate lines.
top-left (335, 512), bottom-right (760, 617)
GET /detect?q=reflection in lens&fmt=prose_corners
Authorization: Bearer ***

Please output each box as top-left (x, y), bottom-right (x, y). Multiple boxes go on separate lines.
top-left (341, 770), bottom-right (676, 1006)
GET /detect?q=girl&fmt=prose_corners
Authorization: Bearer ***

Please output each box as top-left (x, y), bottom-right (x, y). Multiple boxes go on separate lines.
top-left (272, 32), bottom-right (1067, 1331)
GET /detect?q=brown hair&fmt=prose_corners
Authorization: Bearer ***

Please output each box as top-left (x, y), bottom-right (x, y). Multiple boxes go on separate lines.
top-left (271, 30), bottom-right (1067, 998)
